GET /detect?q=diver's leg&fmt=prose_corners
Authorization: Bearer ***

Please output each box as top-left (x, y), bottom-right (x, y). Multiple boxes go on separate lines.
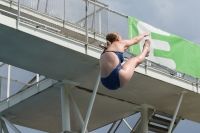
top-left (119, 39), bottom-right (151, 87)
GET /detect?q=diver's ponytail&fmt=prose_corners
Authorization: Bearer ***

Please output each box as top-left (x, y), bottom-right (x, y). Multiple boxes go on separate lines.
top-left (106, 40), bottom-right (112, 48)
top-left (99, 40), bottom-right (112, 49)
top-left (99, 43), bottom-right (107, 49)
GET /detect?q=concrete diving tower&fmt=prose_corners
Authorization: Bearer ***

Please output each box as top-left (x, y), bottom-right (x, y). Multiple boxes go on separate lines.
top-left (0, 0), bottom-right (200, 133)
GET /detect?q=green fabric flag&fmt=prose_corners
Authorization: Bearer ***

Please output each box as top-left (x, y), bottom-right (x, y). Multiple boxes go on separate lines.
top-left (128, 16), bottom-right (200, 78)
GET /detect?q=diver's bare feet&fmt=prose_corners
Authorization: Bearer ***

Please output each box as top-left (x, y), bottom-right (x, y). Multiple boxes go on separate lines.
top-left (143, 39), bottom-right (151, 57)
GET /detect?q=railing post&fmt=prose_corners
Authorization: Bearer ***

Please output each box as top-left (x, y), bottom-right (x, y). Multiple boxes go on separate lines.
top-left (98, 10), bottom-right (101, 34)
top-left (16, 0), bottom-right (21, 29)
top-left (81, 72), bottom-right (100, 133)
top-left (85, 0), bottom-right (88, 54)
top-left (63, 0), bottom-right (66, 27)
top-left (92, 0), bottom-right (96, 33)
top-left (45, 0), bottom-right (49, 13)
top-left (7, 65), bottom-right (11, 98)
top-left (196, 78), bottom-right (199, 93)
top-left (37, 0), bottom-right (40, 10)
top-left (36, 74), bottom-right (39, 82)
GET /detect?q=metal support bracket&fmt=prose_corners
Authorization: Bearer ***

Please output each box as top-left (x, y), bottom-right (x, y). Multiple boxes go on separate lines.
top-left (55, 80), bottom-right (89, 133)
top-left (131, 104), bottom-right (155, 133)
top-left (54, 80), bottom-right (80, 89)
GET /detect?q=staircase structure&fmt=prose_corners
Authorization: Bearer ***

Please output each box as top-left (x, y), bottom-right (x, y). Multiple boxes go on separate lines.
top-left (0, 0), bottom-right (200, 133)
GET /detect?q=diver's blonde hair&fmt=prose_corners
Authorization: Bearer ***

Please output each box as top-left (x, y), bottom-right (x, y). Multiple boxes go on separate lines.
top-left (99, 32), bottom-right (119, 49)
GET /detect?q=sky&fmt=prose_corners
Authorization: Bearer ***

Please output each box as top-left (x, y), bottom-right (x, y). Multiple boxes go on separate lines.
top-left (3, 0), bottom-right (200, 133)
top-left (98, 0), bottom-right (200, 45)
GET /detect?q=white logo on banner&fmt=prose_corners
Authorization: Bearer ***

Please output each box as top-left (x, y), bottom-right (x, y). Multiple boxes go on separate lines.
top-left (137, 21), bottom-right (176, 69)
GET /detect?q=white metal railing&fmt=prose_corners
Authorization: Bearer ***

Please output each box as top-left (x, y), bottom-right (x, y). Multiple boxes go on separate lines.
top-left (8, 0), bottom-right (128, 37)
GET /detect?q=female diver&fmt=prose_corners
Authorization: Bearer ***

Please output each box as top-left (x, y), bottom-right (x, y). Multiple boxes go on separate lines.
top-left (100, 32), bottom-right (151, 90)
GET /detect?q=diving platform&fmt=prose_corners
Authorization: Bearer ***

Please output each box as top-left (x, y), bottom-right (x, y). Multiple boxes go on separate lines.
top-left (0, 0), bottom-right (200, 133)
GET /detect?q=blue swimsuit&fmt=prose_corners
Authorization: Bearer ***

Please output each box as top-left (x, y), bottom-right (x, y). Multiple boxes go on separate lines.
top-left (101, 51), bottom-right (124, 90)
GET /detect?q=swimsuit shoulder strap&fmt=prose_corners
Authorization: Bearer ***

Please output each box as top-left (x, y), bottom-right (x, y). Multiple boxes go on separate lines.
top-left (102, 50), bottom-right (123, 54)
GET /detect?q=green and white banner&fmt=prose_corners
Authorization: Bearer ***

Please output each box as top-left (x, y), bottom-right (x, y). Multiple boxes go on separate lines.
top-left (128, 16), bottom-right (200, 78)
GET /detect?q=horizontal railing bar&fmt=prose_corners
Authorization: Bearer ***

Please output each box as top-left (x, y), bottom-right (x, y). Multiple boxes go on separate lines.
top-left (0, 9), bottom-right (60, 32)
top-left (88, 0), bottom-right (128, 18)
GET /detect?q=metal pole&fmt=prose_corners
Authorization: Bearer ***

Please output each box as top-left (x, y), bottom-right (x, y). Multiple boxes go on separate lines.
top-left (1, 116), bottom-right (21, 133)
top-left (131, 118), bottom-right (141, 133)
top-left (168, 92), bottom-right (186, 133)
top-left (0, 119), bottom-right (2, 133)
top-left (141, 105), bottom-right (148, 133)
top-left (98, 10), bottom-right (101, 34)
top-left (36, 74), bottom-right (39, 82)
top-left (37, 0), bottom-right (40, 10)
top-left (61, 84), bottom-right (71, 131)
top-left (122, 119), bottom-right (132, 130)
top-left (16, 0), bottom-right (21, 29)
top-left (85, 0), bottom-right (88, 54)
top-left (63, 0), bottom-right (66, 22)
top-left (69, 89), bottom-right (88, 133)
top-left (107, 121), bottom-right (117, 133)
top-left (113, 119), bottom-right (123, 133)
top-left (81, 72), bottom-right (100, 133)
top-left (45, 0), bottom-right (49, 13)
top-left (7, 65), bottom-right (11, 98)
top-left (92, 0), bottom-right (96, 32)
top-left (1, 120), bottom-right (8, 133)
top-left (0, 77), bottom-right (2, 101)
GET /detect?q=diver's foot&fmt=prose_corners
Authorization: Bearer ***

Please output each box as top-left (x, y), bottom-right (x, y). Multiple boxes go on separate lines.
top-left (143, 39), bottom-right (151, 57)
